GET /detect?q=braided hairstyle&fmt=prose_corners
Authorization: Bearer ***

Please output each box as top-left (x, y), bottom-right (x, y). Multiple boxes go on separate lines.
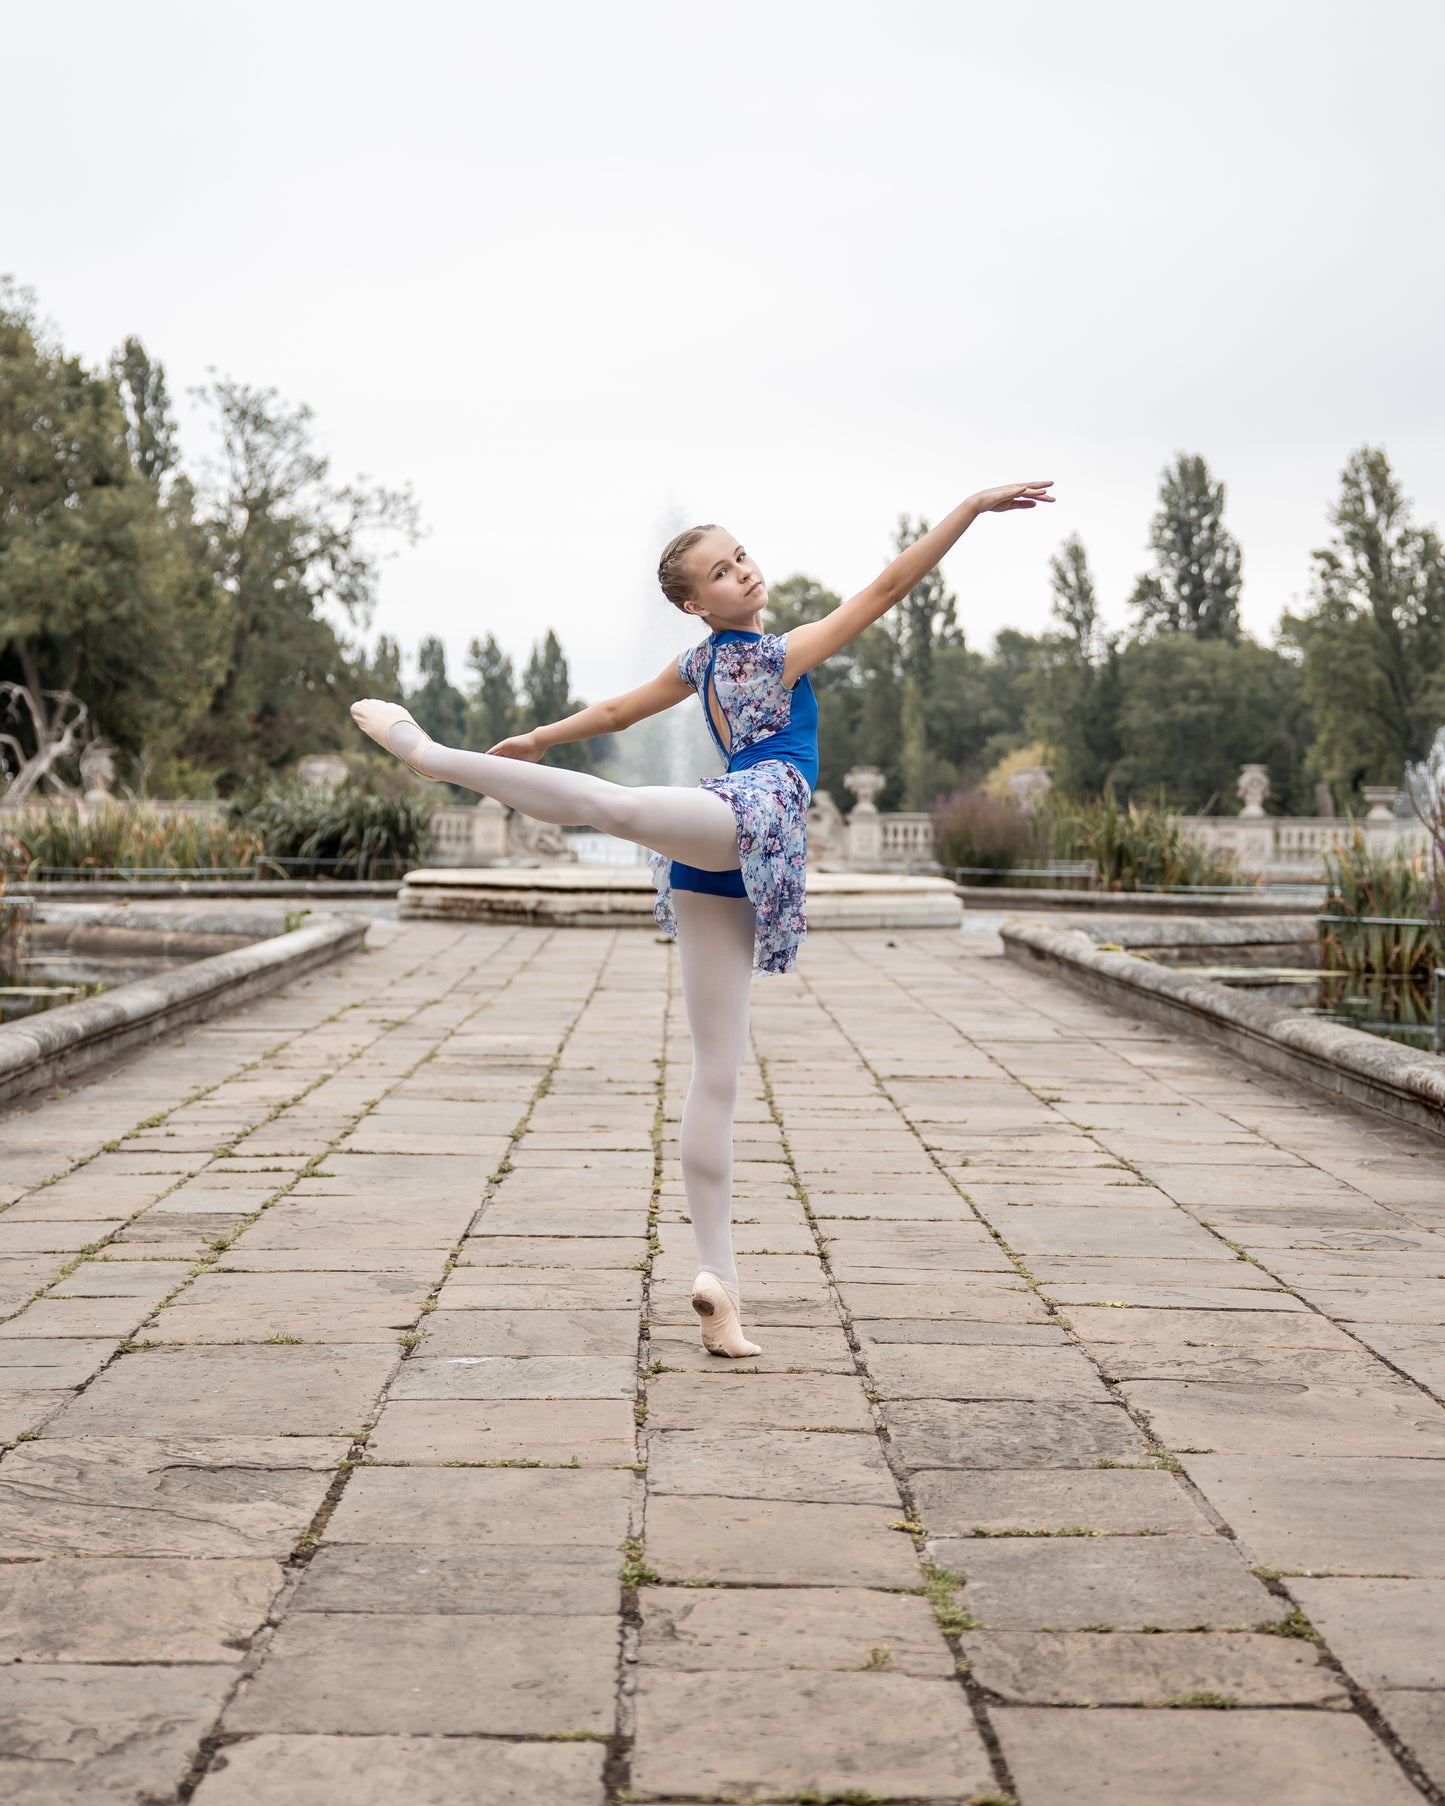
top-left (657, 524), bottom-right (719, 612)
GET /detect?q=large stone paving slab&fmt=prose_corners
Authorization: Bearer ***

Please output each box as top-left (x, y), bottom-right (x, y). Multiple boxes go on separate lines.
top-left (0, 1437), bottom-right (347, 1557)
top-left (225, 1612), bottom-right (619, 1734)
top-left (631, 1669), bottom-right (993, 1802)
top-left (927, 1534), bottom-right (1277, 1630)
top-left (52, 1344), bottom-right (399, 1437)
top-left (190, 1736), bottom-right (606, 1806)
top-left (0, 1664), bottom-right (236, 1806)
top-left (994, 1706), bottom-right (1426, 1805)
top-left (962, 1629), bottom-right (1349, 1705)
top-left (0, 1557), bottom-right (282, 1661)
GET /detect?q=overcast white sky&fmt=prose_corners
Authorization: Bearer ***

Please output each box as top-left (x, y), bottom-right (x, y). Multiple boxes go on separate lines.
top-left (5, 0), bottom-right (1444, 705)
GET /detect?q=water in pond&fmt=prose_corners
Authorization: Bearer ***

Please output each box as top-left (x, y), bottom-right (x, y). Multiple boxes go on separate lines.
top-left (1193, 966), bottom-right (1442, 1055)
top-left (0, 967), bottom-right (108, 1022)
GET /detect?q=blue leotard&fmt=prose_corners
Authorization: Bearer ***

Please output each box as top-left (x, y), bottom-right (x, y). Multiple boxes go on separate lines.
top-left (671, 629), bottom-right (818, 898)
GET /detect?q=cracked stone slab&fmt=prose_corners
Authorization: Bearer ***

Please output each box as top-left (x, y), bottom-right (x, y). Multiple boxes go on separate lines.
top-left (0, 1338), bottom-right (118, 1390)
top-left (51, 1344), bottom-right (399, 1437)
top-left (366, 1397), bottom-right (637, 1464)
top-left (0, 1436), bottom-right (347, 1557)
top-left (1068, 1300), bottom-right (1360, 1345)
top-left (836, 1281), bottom-right (1047, 1322)
top-left (887, 1399), bottom-right (1151, 1470)
top-left (224, 1611), bottom-right (618, 1734)
top-left (190, 1735), bottom-right (606, 1806)
top-left (962, 1628), bottom-right (1349, 1705)
top-left (639, 1585), bottom-right (952, 1676)
top-left (1119, 1375), bottom-right (1445, 1458)
top-left (927, 1533), bottom-right (1276, 1629)
top-left (994, 1705), bottom-right (1425, 1805)
top-left (645, 1373), bottom-right (873, 1433)
top-left (1290, 1579), bottom-right (1445, 1688)
top-left (631, 1668), bottom-right (991, 1801)
top-left (1182, 1455), bottom-right (1445, 1576)
top-left (322, 1465), bottom-right (631, 1546)
top-left (387, 1353), bottom-right (635, 1400)
top-left (0, 1557), bottom-right (283, 1662)
top-left (0, 1662), bottom-right (236, 1804)
top-left (645, 1496), bottom-right (922, 1587)
top-left (646, 1428), bottom-right (896, 1504)
top-left (1372, 1691), bottom-right (1445, 1794)
top-left (416, 1309), bottom-right (638, 1358)
top-left (454, 1235), bottom-right (645, 1269)
top-left (912, 1468), bottom-right (1212, 1536)
top-left (867, 1342), bottom-right (1113, 1402)
top-left (292, 1542), bottom-right (621, 1615)
top-left (434, 1274), bottom-right (644, 1310)
top-left (646, 1325), bottom-right (856, 1372)
top-left (859, 1317), bottom-right (1069, 1346)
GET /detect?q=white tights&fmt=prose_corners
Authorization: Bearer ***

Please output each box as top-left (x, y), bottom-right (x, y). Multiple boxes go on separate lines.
top-left (392, 723), bottom-right (752, 1292)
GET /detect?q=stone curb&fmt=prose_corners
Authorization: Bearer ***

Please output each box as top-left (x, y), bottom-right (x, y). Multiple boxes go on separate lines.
top-left (3, 879), bottom-right (401, 900)
top-left (1001, 920), bottom-right (1445, 1141)
top-left (0, 913), bottom-right (367, 1108)
top-left (960, 884), bottom-right (1321, 915)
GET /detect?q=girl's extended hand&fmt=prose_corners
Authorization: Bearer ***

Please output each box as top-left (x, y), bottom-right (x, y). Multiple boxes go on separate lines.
top-left (487, 732), bottom-right (545, 761)
top-left (971, 480), bottom-right (1055, 513)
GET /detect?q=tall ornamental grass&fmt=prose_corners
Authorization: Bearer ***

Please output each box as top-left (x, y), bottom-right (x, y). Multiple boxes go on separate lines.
top-left (227, 781), bottom-right (434, 878)
top-left (1319, 831), bottom-right (1442, 979)
top-left (1043, 794), bottom-right (1248, 892)
top-left (932, 788), bottom-right (1044, 880)
top-left (0, 803), bottom-right (263, 878)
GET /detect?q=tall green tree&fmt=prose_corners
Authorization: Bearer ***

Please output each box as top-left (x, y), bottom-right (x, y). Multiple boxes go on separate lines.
top-left (0, 286), bottom-right (220, 794)
top-left (466, 632), bottom-right (517, 748)
top-left (522, 628), bottom-right (597, 771)
top-left (1283, 447), bottom-right (1445, 800)
top-left (187, 379), bottom-right (419, 785)
top-left (1131, 454), bottom-right (1242, 641)
top-left (1109, 636), bottom-right (1311, 812)
top-left (408, 636), bottom-right (467, 745)
top-left (359, 633), bottom-right (405, 704)
top-left (110, 336), bottom-right (178, 485)
top-left (1025, 535), bottom-right (1121, 795)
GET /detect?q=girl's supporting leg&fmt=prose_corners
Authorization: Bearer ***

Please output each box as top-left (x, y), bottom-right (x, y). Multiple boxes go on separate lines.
top-left (353, 703), bottom-right (740, 870)
top-left (673, 888), bottom-right (756, 1293)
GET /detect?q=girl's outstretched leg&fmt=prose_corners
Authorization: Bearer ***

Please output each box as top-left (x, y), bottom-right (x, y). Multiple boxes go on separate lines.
top-left (351, 700), bottom-right (740, 870)
top-left (674, 888), bottom-right (760, 1358)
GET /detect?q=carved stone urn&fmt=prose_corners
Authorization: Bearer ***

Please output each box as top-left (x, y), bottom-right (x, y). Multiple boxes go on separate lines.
top-left (1236, 764), bottom-right (1271, 819)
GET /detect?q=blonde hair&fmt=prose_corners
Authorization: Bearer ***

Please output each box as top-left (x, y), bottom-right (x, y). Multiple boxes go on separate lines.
top-left (657, 524), bottom-right (719, 611)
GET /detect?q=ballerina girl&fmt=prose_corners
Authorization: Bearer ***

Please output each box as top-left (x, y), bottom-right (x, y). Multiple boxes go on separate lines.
top-left (352, 479), bottom-right (1053, 1354)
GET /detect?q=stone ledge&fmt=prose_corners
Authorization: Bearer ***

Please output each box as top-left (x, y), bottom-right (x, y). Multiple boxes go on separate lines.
top-left (1001, 920), bottom-right (1445, 1141)
top-left (0, 913), bottom-right (367, 1108)
top-left (398, 868), bottom-right (963, 931)
top-left (960, 883), bottom-right (1321, 914)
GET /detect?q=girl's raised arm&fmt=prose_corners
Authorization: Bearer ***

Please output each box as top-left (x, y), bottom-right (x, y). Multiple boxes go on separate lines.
top-left (780, 481), bottom-right (1054, 685)
top-left (488, 660), bottom-right (693, 761)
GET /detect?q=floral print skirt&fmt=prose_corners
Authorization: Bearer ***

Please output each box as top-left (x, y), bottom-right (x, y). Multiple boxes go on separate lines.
top-left (651, 759), bottom-right (811, 976)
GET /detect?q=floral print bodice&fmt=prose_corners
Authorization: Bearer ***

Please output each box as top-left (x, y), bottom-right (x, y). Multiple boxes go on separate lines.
top-left (677, 631), bottom-right (794, 763)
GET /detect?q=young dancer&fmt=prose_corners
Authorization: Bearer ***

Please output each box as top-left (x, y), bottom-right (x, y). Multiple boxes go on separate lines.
top-left (351, 479), bottom-right (1053, 1355)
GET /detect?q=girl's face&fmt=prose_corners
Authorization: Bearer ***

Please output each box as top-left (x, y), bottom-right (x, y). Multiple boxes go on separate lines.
top-left (681, 528), bottom-right (767, 628)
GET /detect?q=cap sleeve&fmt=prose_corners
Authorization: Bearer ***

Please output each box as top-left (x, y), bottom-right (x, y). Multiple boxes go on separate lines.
top-left (677, 643), bottom-right (706, 690)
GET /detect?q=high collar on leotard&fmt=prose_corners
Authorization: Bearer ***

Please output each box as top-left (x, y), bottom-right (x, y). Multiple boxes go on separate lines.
top-left (709, 628), bottom-right (762, 644)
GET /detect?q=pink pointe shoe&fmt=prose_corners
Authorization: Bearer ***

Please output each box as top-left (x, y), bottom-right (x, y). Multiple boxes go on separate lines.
top-left (350, 699), bottom-right (437, 778)
top-left (691, 1273), bottom-right (762, 1359)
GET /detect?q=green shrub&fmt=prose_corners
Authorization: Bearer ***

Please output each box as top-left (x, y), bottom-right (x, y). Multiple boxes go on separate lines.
top-left (0, 802), bottom-right (263, 878)
top-left (932, 788), bottom-right (1044, 880)
top-left (228, 779), bottom-right (434, 878)
top-left (1043, 794), bottom-right (1249, 892)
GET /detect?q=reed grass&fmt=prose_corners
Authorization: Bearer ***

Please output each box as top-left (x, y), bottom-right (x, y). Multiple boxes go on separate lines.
top-left (1043, 794), bottom-right (1248, 892)
top-left (1319, 830), bottom-right (1443, 978)
top-left (0, 802), bottom-right (263, 878)
top-left (227, 780), bottom-right (434, 879)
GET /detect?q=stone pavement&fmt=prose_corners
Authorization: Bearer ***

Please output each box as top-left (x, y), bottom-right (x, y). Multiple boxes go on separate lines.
top-left (1, 916), bottom-right (1442, 1805)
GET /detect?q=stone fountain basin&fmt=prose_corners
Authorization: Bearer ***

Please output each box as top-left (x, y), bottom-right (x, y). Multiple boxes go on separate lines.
top-left (398, 867), bottom-right (962, 930)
